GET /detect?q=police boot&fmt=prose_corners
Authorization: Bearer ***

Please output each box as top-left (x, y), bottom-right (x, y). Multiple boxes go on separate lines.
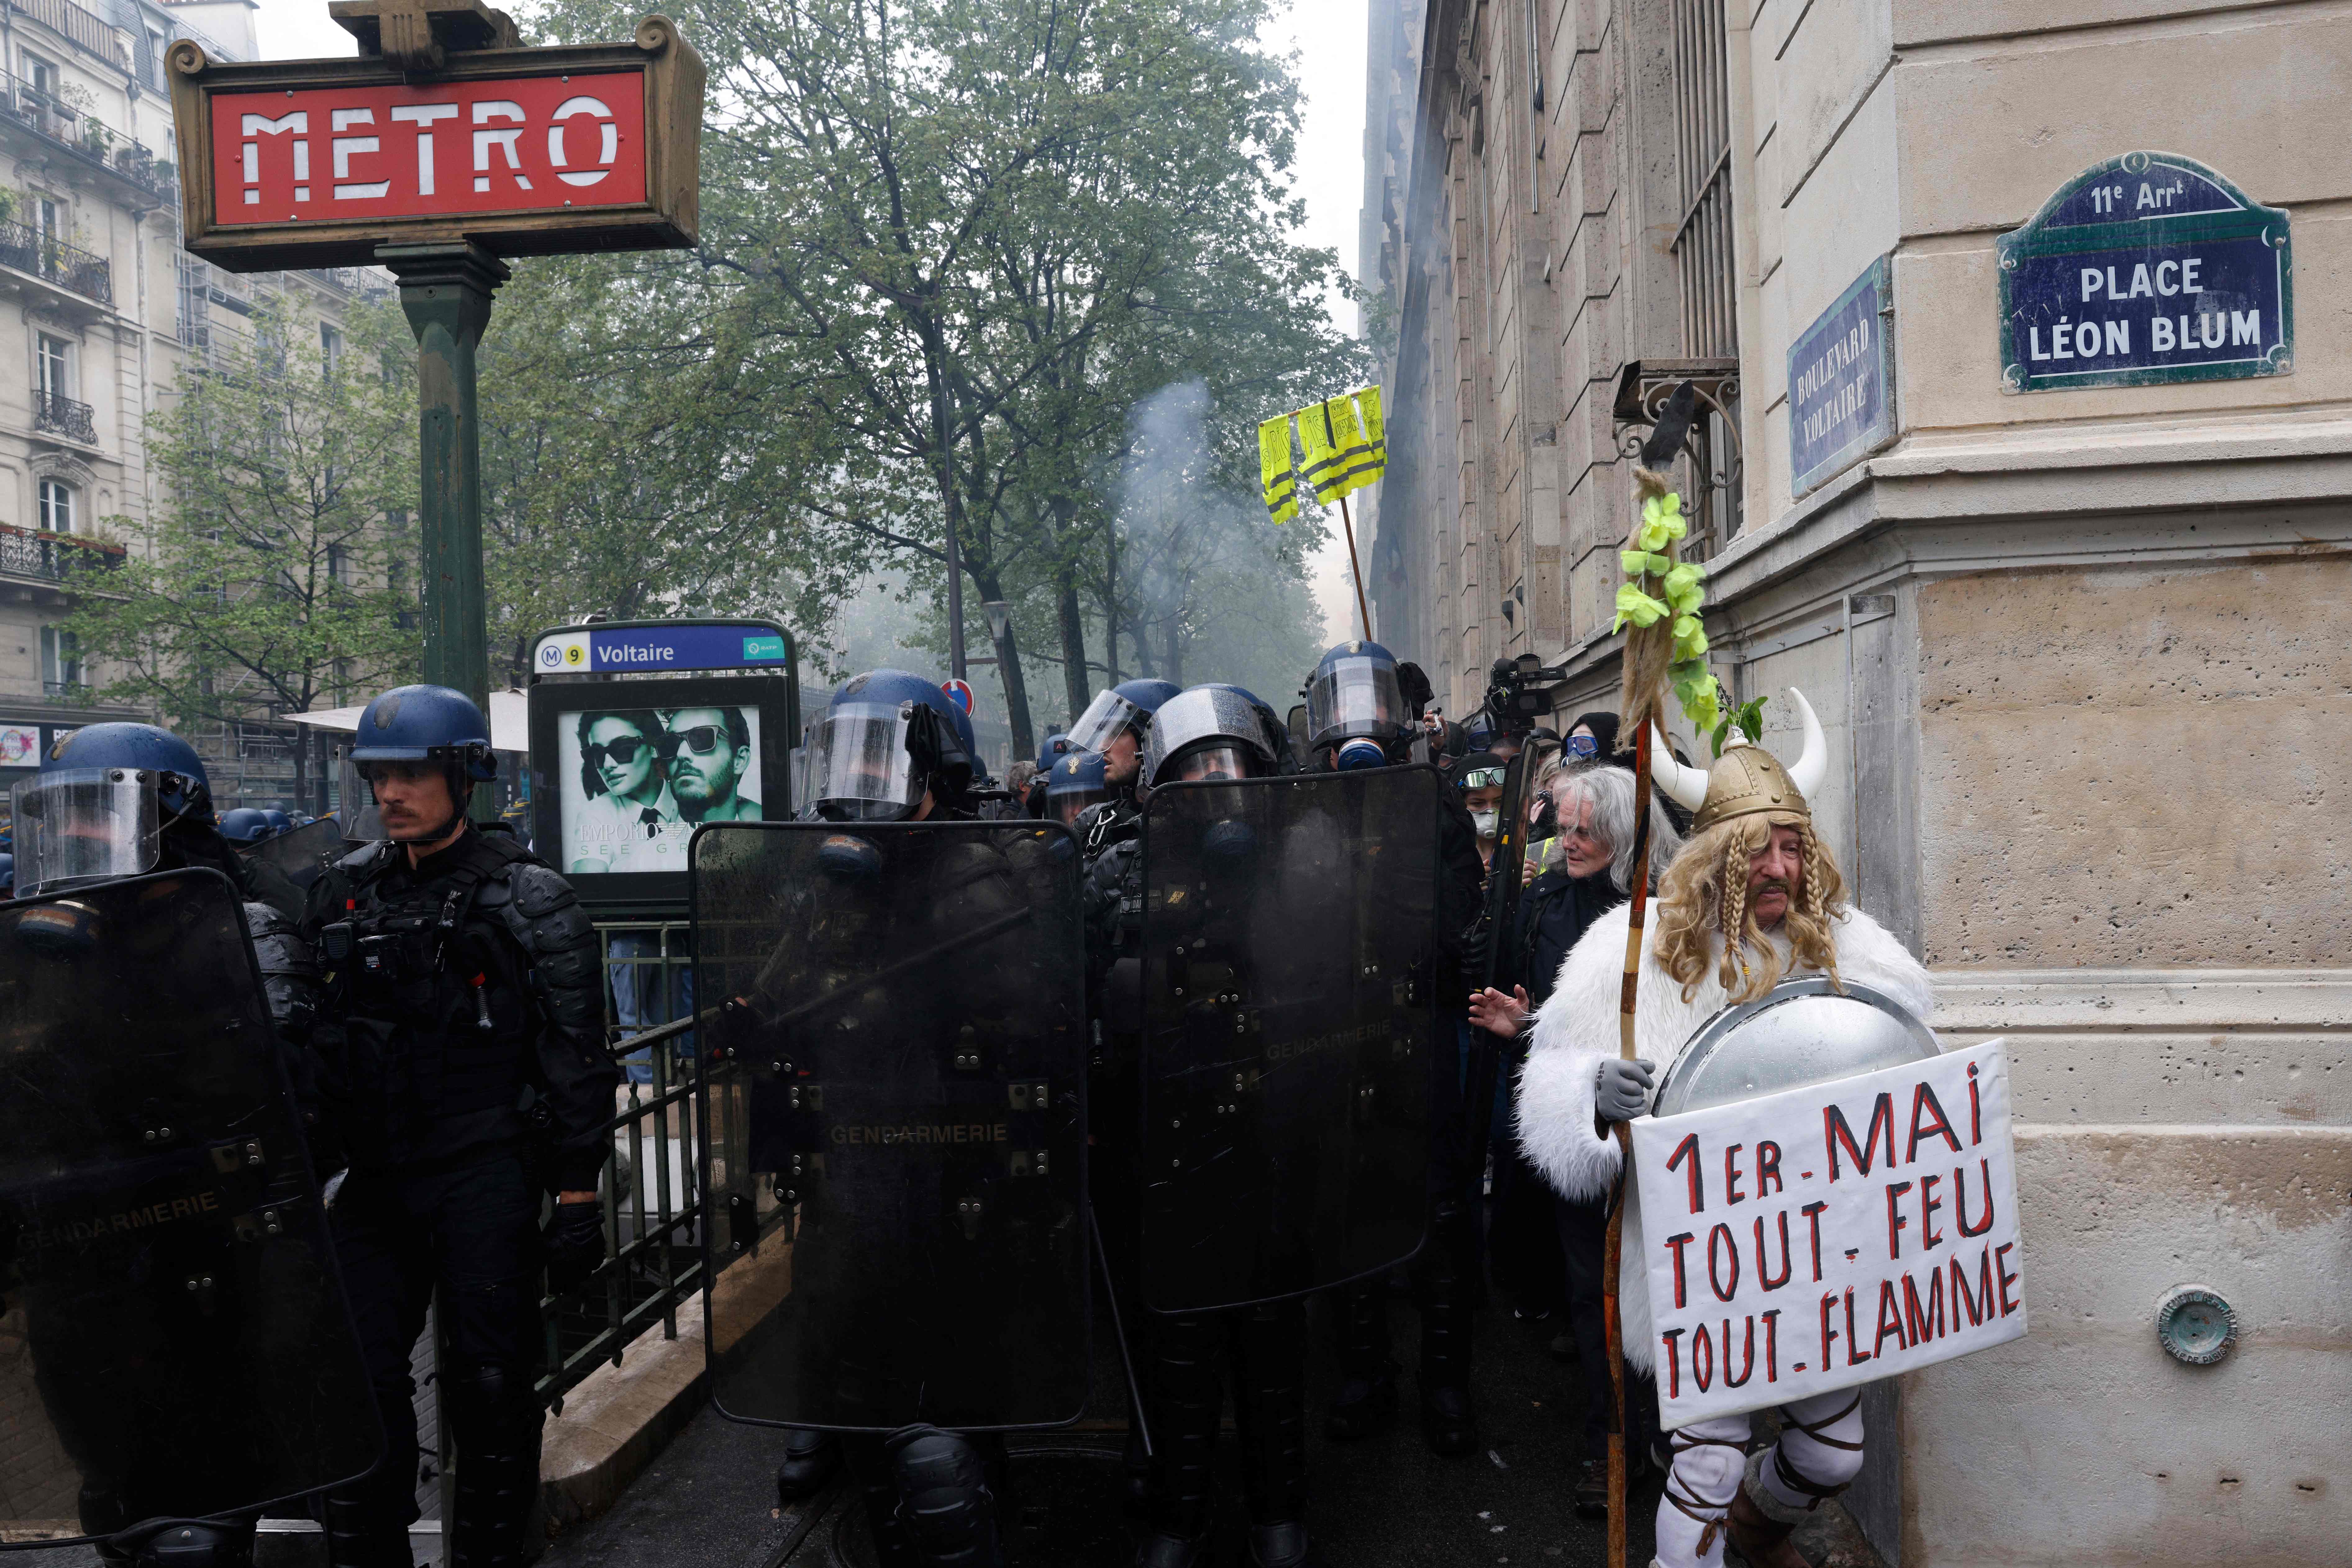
top-left (1416, 1204), bottom-right (1479, 1457)
top-left (446, 1363), bottom-right (541, 1568)
top-left (119, 1522), bottom-right (257, 1568)
top-left (885, 1426), bottom-right (1003, 1568)
top-left (324, 1494), bottom-right (414, 1568)
top-left (843, 1434), bottom-right (920, 1568)
top-left (775, 1427), bottom-right (841, 1504)
top-left (1322, 1278), bottom-right (1397, 1441)
top-left (1235, 1303), bottom-right (1313, 1568)
top-left (1135, 1314), bottom-right (1220, 1568)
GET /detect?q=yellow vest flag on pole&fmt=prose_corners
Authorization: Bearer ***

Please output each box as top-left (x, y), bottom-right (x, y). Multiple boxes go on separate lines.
top-left (1259, 385), bottom-right (1386, 524)
top-left (1259, 415), bottom-right (1300, 524)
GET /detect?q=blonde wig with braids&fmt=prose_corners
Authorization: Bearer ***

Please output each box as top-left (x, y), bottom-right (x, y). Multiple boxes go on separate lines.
top-left (1653, 810), bottom-right (1847, 1004)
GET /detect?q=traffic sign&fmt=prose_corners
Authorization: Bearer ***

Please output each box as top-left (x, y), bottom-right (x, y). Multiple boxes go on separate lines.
top-left (942, 679), bottom-right (976, 716)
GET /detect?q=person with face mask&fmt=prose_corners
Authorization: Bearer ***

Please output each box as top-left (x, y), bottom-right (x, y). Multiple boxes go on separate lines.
top-left (301, 685), bottom-right (617, 1568)
top-left (1454, 751), bottom-right (1508, 869)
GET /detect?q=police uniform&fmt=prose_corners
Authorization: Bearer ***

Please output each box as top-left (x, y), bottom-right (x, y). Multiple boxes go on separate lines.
top-left (303, 824), bottom-right (616, 1568)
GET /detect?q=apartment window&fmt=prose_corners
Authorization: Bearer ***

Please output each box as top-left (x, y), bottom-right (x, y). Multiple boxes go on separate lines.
top-left (327, 542), bottom-right (352, 585)
top-left (38, 477), bottom-right (74, 533)
top-left (39, 625), bottom-right (80, 691)
top-left (36, 334), bottom-right (68, 399)
top-left (320, 321), bottom-right (344, 377)
top-left (147, 30), bottom-right (168, 90)
top-left (1667, 0), bottom-right (1743, 549)
top-left (24, 55), bottom-right (56, 103)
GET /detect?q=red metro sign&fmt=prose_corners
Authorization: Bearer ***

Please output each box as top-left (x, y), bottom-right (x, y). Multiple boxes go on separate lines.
top-left (216, 75), bottom-right (646, 223)
top-left (171, 16), bottom-right (701, 271)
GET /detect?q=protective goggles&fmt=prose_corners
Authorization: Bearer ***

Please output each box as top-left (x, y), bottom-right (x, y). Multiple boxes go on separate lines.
top-left (1566, 734), bottom-right (1600, 758)
top-left (1456, 766), bottom-right (1507, 790)
top-left (9, 768), bottom-right (162, 895)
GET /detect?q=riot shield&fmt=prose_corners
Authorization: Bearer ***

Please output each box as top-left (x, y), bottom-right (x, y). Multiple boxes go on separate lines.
top-left (693, 820), bottom-right (1090, 1432)
top-left (1135, 766), bottom-right (1440, 1314)
top-left (240, 818), bottom-right (344, 894)
top-left (0, 869), bottom-right (377, 1538)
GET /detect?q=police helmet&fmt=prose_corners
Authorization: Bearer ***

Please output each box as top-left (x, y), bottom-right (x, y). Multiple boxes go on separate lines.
top-left (1143, 686), bottom-right (1279, 788)
top-left (0, 851), bottom-right (13, 900)
top-left (803, 670), bottom-right (976, 822)
top-left (260, 808), bottom-right (293, 836)
top-left (1067, 678), bottom-right (1181, 755)
top-left (9, 723), bottom-right (213, 897)
top-left (1036, 732), bottom-right (1073, 772)
top-left (349, 685), bottom-right (496, 842)
top-left (219, 807), bottom-right (273, 847)
top-left (1306, 640), bottom-right (1409, 768)
top-left (1043, 748), bottom-right (1109, 827)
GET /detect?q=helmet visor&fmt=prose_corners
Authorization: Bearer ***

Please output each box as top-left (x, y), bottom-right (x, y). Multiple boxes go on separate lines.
top-left (10, 768), bottom-right (161, 893)
top-left (1307, 657), bottom-right (1406, 747)
top-left (805, 703), bottom-right (920, 821)
top-left (1168, 743), bottom-right (1258, 784)
top-left (1051, 788), bottom-right (1107, 827)
top-left (1067, 689), bottom-right (1147, 754)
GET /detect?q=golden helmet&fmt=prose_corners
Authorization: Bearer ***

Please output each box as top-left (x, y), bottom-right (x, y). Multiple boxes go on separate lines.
top-left (1650, 689), bottom-right (1828, 834)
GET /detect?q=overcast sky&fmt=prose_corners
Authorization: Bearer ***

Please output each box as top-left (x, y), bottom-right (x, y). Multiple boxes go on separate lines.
top-left (246, 0), bottom-right (1371, 645)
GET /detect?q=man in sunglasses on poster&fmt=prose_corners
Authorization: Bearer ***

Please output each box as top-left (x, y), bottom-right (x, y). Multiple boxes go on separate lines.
top-left (663, 706), bottom-right (761, 823)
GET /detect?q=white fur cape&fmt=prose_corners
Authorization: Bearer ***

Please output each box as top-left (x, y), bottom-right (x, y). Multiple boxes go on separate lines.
top-left (1512, 901), bottom-right (1935, 1375)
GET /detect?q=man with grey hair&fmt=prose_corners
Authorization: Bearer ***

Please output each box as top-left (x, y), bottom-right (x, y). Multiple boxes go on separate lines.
top-left (1469, 762), bottom-right (1680, 1516)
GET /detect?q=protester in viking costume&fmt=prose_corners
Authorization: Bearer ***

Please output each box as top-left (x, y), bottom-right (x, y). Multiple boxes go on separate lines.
top-left (1513, 691), bottom-right (1934, 1568)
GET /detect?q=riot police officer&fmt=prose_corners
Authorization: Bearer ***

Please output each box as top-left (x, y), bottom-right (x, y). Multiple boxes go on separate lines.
top-left (747, 669), bottom-right (1073, 1567)
top-left (1297, 642), bottom-right (1491, 1458)
top-left (301, 686), bottom-right (616, 1568)
top-left (1095, 686), bottom-right (1327, 1568)
top-left (6, 723), bottom-right (334, 1565)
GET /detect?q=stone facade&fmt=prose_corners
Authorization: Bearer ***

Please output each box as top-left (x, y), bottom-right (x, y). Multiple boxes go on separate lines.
top-left (1363, 0), bottom-right (2350, 1561)
top-left (0, 0), bottom-right (378, 817)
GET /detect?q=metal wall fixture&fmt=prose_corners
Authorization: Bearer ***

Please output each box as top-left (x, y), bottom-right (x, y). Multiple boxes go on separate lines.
top-left (2154, 1285), bottom-right (2237, 1365)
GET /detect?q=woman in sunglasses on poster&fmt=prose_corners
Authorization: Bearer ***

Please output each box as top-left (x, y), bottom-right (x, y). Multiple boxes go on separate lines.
top-left (568, 709), bottom-right (685, 874)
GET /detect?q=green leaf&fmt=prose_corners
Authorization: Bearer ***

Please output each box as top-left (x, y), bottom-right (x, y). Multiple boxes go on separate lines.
top-left (1613, 582), bottom-right (1670, 628)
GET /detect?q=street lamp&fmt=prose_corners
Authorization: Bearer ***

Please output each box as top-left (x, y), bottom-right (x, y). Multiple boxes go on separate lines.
top-left (981, 600), bottom-right (1012, 644)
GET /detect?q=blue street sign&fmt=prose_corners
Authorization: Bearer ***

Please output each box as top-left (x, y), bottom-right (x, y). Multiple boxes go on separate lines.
top-left (530, 620), bottom-right (795, 676)
top-left (1788, 254), bottom-right (1895, 497)
top-left (1999, 152), bottom-right (2291, 394)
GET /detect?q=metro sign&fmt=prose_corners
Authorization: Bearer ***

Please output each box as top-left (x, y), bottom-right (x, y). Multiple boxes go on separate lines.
top-left (169, 13), bottom-right (702, 272)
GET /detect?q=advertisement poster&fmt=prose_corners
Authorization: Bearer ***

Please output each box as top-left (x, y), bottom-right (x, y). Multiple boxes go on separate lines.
top-left (556, 702), bottom-right (765, 876)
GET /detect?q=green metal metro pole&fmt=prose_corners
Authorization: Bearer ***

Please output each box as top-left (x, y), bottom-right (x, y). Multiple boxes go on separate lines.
top-left (382, 240), bottom-right (508, 818)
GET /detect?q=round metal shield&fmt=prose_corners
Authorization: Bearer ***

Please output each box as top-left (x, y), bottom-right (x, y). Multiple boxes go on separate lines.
top-left (1652, 977), bottom-right (1938, 1117)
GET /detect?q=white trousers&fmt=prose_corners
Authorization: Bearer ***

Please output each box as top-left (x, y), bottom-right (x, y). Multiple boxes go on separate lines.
top-left (1653, 1385), bottom-right (1868, 1568)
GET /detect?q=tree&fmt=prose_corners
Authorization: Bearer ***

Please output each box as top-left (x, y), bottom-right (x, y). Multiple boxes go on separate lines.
top-left (63, 303), bottom-right (420, 805)
top-left (527, 0), bottom-right (1366, 756)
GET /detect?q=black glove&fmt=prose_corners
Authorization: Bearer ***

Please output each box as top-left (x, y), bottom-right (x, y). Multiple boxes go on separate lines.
top-left (545, 1199), bottom-right (605, 1293)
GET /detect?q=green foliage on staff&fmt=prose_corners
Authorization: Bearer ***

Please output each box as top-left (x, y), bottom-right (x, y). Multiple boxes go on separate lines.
top-left (1612, 490), bottom-right (1719, 734)
top-left (60, 303), bottom-right (421, 804)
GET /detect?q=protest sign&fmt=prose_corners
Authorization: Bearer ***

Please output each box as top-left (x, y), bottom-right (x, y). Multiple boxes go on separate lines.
top-left (1630, 1039), bottom-right (2026, 1429)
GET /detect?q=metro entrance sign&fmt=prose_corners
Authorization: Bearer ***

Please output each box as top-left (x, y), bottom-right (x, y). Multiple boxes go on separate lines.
top-left (168, 2), bottom-right (703, 814)
top-left (170, 3), bottom-right (701, 267)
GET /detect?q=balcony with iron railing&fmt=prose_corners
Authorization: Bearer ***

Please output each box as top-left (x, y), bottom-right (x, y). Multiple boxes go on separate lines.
top-left (33, 386), bottom-right (95, 443)
top-left (0, 520), bottom-right (123, 582)
top-left (0, 220), bottom-right (109, 304)
top-left (8, 0), bottom-right (131, 69)
top-left (0, 71), bottom-right (173, 203)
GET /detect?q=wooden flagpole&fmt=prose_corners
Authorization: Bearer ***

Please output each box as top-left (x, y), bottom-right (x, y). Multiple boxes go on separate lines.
top-left (1338, 493), bottom-right (1372, 639)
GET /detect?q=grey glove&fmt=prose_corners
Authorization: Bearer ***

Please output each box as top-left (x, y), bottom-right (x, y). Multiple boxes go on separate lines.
top-left (1594, 1057), bottom-right (1657, 1122)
